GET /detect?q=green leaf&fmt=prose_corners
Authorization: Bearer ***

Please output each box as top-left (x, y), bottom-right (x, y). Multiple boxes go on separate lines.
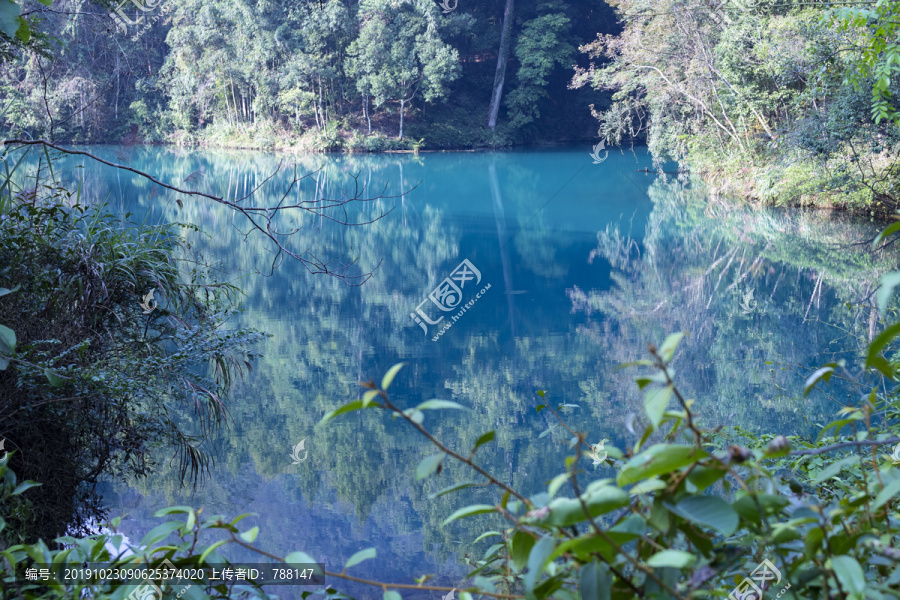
top-left (318, 400), bottom-right (378, 427)
top-left (139, 521), bottom-right (182, 547)
top-left (199, 540), bottom-right (228, 565)
top-left (381, 362), bottom-right (406, 390)
top-left (154, 505), bottom-right (194, 517)
top-left (873, 221), bottom-right (900, 248)
top-left (877, 271), bottom-right (900, 313)
top-left (686, 465), bottom-right (727, 492)
top-left (362, 389), bottom-right (380, 408)
top-left (873, 477), bottom-right (900, 510)
top-left (472, 430), bottom-right (495, 453)
top-left (646, 550), bottom-right (696, 569)
top-left (536, 404), bottom-right (546, 413)
top-left (239, 526), bottom-right (259, 543)
top-left (579, 560), bottom-right (611, 600)
top-left (416, 399), bottom-right (469, 411)
top-left (472, 531), bottom-right (501, 543)
top-left (830, 555), bottom-right (865, 596)
top-left (44, 369), bottom-right (64, 388)
top-left (285, 551), bottom-right (317, 566)
top-left (617, 444), bottom-right (709, 486)
top-left (10, 481), bottom-right (40, 496)
top-left (0, 0), bottom-right (21, 39)
top-left (804, 364), bottom-right (838, 398)
top-left (816, 413), bottom-right (863, 441)
top-left (659, 332), bottom-right (685, 362)
top-left (0, 324), bottom-right (15, 354)
top-left (14, 16), bottom-right (28, 43)
top-left (866, 322), bottom-right (900, 371)
top-left (415, 453), bottom-right (444, 480)
top-left (529, 486), bottom-right (629, 528)
top-left (524, 535), bottom-right (556, 598)
top-left (0, 284), bottom-right (19, 298)
top-left (383, 591), bottom-right (402, 600)
top-left (510, 529), bottom-right (535, 572)
top-left (811, 456), bottom-right (858, 485)
top-left (344, 547), bottom-right (376, 571)
top-left (547, 473), bottom-right (569, 499)
top-left (441, 504), bottom-right (496, 527)
top-left (428, 481), bottom-right (478, 499)
top-left (667, 496), bottom-right (739, 536)
top-left (644, 385), bottom-right (673, 429)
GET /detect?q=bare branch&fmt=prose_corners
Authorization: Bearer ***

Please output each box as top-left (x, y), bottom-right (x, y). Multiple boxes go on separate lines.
top-left (3, 139), bottom-right (416, 284)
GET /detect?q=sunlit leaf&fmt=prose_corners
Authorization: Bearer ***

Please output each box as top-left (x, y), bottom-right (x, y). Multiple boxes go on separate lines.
top-left (644, 385), bottom-right (673, 429)
top-left (381, 362), bottom-right (406, 390)
top-left (472, 430), bottom-right (495, 453)
top-left (416, 399), bottom-right (470, 411)
top-left (318, 400), bottom-right (377, 427)
top-left (876, 271), bottom-right (900, 313)
top-left (617, 444), bottom-right (708, 486)
top-left (646, 549), bottom-right (696, 569)
top-left (441, 504), bottom-right (496, 526)
top-left (415, 453), bottom-right (444, 480)
top-left (285, 551), bottom-right (317, 566)
top-left (659, 332), bottom-right (685, 362)
top-left (344, 547), bottom-right (376, 571)
top-left (804, 363), bottom-right (843, 398)
top-left (239, 526), bottom-right (259, 543)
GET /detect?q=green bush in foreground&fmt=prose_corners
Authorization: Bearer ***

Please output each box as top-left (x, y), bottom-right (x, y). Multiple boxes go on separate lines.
top-left (3, 323), bottom-right (900, 600)
top-left (0, 167), bottom-right (265, 543)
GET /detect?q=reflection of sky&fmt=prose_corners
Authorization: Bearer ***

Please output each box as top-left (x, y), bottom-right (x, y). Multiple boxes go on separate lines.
top-left (17, 145), bottom-right (889, 599)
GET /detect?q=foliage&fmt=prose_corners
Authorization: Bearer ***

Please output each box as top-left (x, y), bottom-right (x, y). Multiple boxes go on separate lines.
top-left (10, 321), bottom-right (900, 599)
top-left (0, 151), bottom-right (266, 543)
top-left (574, 0), bottom-right (900, 213)
top-left (0, 0), bottom-right (610, 149)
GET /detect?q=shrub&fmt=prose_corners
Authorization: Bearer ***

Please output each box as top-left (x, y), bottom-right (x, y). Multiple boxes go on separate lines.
top-left (0, 170), bottom-right (265, 543)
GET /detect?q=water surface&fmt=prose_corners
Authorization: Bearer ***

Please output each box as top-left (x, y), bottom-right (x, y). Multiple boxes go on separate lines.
top-left (18, 145), bottom-right (896, 598)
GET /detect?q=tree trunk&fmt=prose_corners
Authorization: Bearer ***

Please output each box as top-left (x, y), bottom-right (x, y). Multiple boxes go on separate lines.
top-left (364, 94), bottom-right (371, 134)
top-left (398, 97), bottom-right (405, 139)
top-left (487, 0), bottom-right (515, 130)
top-left (115, 55), bottom-right (119, 121)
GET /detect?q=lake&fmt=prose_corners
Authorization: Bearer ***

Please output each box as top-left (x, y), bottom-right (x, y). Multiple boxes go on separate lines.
top-left (18, 144), bottom-right (896, 599)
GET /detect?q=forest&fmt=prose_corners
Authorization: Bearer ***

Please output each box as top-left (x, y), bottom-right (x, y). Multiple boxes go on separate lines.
top-left (3, 1), bottom-right (900, 600)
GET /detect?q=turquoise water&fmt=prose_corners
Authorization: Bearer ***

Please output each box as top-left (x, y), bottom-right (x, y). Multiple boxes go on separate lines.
top-left (15, 145), bottom-right (894, 598)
